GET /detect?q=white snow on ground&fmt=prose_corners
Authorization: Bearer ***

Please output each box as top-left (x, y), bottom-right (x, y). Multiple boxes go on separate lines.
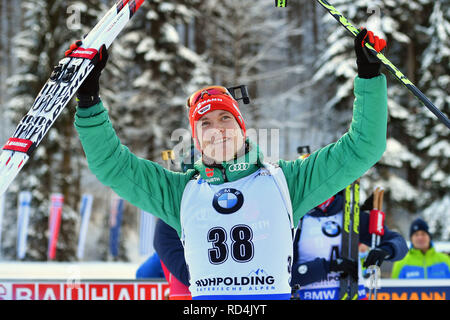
top-left (0, 262), bottom-right (142, 280)
top-left (2, 242), bottom-right (448, 281)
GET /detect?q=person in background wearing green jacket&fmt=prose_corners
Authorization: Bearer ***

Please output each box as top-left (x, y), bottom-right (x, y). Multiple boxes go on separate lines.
top-left (392, 218), bottom-right (450, 279)
top-left (71, 28), bottom-right (388, 300)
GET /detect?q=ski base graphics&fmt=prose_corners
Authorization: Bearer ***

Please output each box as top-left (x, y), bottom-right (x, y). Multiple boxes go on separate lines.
top-left (338, 179), bottom-right (360, 300)
top-left (0, 0), bottom-right (145, 196)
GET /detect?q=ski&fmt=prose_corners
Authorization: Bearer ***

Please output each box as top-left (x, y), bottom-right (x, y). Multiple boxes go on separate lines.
top-left (0, 0), bottom-right (145, 196)
top-left (368, 187), bottom-right (385, 300)
top-left (339, 184), bottom-right (351, 299)
top-left (339, 179), bottom-right (360, 300)
top-left (316, 0), bottom-right (450, 130)
top-left (349, 179), bottom-right (360, 300)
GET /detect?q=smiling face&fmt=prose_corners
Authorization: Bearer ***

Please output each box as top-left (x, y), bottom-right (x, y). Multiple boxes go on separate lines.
top-left (195, 110), bottom-right (245, 163)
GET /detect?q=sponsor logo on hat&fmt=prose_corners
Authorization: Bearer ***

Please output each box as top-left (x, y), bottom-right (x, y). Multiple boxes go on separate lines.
top-left (192, 98), bottom-right (224, 117)
top-left (198, 104), bottom-right (211, 115)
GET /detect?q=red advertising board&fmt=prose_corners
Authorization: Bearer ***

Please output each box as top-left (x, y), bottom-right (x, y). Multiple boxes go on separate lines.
top-left (1, 279), bottom-right (449, 300)
top-left (0, 281), bottom-right (170, 300)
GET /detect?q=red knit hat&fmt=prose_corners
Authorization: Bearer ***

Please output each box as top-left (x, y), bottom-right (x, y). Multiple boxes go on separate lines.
top-left (188, 88), bottom-right (246, 150)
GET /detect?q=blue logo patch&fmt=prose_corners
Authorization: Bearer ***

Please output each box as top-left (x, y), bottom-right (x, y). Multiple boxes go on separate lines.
top-left (212, 188), bottom-right (244, 214)
top-left (321, 221), bottom-right (341, 237)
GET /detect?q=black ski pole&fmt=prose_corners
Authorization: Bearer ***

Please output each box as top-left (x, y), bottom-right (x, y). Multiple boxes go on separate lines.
top-left (316, 0), bottom-right (450, 130)
top-left (339, 183), bottom-right (352, 300)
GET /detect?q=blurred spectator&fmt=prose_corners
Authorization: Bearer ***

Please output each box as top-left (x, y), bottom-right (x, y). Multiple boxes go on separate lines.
top-left (359, 243), bottom-right (370, 278)
top-left (136, 252), bottom-right (165, 279)
top-left (291, 190), bottom-right (407, 300)
top-left (391, 218), bottom-right (450, 279)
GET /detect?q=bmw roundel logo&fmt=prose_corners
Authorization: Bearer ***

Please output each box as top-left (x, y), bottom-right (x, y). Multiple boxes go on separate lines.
top-left (212, 188), bottom-right (244, 214)
top-left (322, 221), bottom-right (341, 237)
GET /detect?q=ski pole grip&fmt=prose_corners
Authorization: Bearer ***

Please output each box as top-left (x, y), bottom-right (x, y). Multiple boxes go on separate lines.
top-left (369, 209), bottom-right (385, 236)
top-left (161, 150), bottom-right (175, 161)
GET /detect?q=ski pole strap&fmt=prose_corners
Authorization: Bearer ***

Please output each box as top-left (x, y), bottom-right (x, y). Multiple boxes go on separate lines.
top-left (3, 138), bottom-right (37, 156)
top-left (369, 209), bottom-right (385, 236)
top-left (161, 150), bottom-right (175, 161)
top-left (76, 94), bottom-right (101, 108)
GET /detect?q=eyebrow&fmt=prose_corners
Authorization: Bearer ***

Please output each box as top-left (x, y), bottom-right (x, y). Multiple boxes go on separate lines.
top-left (199, 111), bottom-right (230, 122)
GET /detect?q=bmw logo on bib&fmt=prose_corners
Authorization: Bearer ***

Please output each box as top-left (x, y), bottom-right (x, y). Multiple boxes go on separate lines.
top-left (212, 188), bottom-right (244, 214)
top-left (321, 220), bottom-right (341, 237)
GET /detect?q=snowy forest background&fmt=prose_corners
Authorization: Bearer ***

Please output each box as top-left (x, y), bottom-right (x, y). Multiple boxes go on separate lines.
top-left (0, 0), bottom-right (448, 262)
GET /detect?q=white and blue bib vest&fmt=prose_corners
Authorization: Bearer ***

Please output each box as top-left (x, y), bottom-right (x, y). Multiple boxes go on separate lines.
top-left (180, 164), bottom-right (294, 300)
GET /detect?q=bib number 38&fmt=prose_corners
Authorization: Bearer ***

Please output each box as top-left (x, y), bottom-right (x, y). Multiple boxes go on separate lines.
top-left (207, 224), bottom-right (254, 265)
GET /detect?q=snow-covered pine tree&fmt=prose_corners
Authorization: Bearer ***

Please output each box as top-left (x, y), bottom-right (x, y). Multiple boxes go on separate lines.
top-left (309, 0), bottom-right (394, 203)
top-left (284, 0), bottom-right (336, 158)
top-left (0, 0), bottom-right (22, 260)
top-left (316, 0), bottom-right (449, 233)
top-left (106, 0), bottom-right (207, 162)
top-left (417, 0), bottom-right (450, 239)
top-left (194, 0), bottom-right (306, 161)
top-left (69, 0), bottom-right (119, 262)
top-left (75, 0), bottom-right (210, 261)
top-left (5, 0), bottom-right (83, 261)
top-left (369, 0), bottom-right (446, 234)
top-left (0, 0), bottom-right (20, 146)
top-left (312, 0), bottom-right (382, 137)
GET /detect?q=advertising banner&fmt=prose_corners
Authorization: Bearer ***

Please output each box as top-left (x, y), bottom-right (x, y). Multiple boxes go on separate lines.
top-left (17, 191), bottom-right (32, 259)
top-left (0, 280), bottom-right (169, 300)
top-left (48, 194), bottom-right (64, 260)
top-left (109, 197), bottom-right (124, 258)
top-left (77, 194), bottom-right (93, 260)
top-left (368, 279), bottom-right (450, 300)
top-left (139, 210), bottom-right (156, 256)
top-left (0, 279), bottom-right (448, 300)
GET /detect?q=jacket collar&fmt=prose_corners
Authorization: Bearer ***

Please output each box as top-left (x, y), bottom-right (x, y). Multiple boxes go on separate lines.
top-left (194, 139), bottom-right (264, 184)
top-left (409, 245), bottom-right (435, 256)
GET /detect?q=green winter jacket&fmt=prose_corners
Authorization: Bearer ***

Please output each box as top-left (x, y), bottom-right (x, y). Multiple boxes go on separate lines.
top-left (391, 246), bottom-right (450, 279)
top-left (74, 75), bottom-right (387, 236)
